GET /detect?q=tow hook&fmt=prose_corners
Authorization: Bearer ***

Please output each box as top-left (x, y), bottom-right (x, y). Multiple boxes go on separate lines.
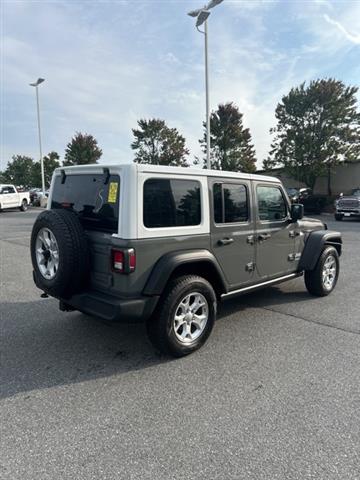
top-left (40, 292), bottom-right (49, 298)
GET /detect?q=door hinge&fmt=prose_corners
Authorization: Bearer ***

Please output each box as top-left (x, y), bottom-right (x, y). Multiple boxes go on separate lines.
top-left (246, 262), bottom-right (255, 272)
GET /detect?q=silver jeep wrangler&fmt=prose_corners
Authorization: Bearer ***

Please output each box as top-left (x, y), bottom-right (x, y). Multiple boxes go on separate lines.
top-left (31, 164), bottom-right (342, 356)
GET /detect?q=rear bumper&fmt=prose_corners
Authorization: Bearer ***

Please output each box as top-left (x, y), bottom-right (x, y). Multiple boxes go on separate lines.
top-left (59, 291), bottom-right (159, 323)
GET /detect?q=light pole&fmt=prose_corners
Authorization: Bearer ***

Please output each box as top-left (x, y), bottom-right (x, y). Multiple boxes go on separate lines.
top-left (188, 0), bottom-right (224, 169)
top-left (30, 78), bottom-right (45, 194)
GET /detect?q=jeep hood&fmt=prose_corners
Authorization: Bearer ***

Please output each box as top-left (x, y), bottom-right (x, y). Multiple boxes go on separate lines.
top-left (298, 216), bottom-right (325, 232)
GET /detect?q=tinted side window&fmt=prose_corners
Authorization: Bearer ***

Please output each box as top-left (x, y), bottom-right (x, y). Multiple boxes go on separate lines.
top-left (213, 183), bottom-right (248, 224)
top-left (143, 179), bottom-right (201, 228)
top-left (257, 186), bottom-right (287, 221)
top-left (2, 187), bottom-right (15, 194)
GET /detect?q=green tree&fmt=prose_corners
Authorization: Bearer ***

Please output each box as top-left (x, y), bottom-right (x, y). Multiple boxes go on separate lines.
top-left (64, 132), bottom-right (102, 166)
top-left (131, 119), bottom-right (189, 167)
top-left (31, 151), bottom-right (61, 188)
top-left (3, 155), bottom-right (34, 186)
top-left (266, 79), bottom-right (360, 194)
top-left (197, 102), bottom-right (257, 172)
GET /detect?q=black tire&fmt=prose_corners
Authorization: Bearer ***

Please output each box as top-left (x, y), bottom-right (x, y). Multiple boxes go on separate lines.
top-left (146, 275), bottom-right (217, 357)
top-left (334, 213), bottom-right (343, 221)
top-left (304, 246), bottom-right (339, 297)
top-left (19, 199), bottom-right (28, 211)
top-left (31, 209), bottom-right (90, 298)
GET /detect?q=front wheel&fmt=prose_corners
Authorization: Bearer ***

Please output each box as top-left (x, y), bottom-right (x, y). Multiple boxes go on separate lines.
top-left (20, 199), bottom-right (28, 211)
top-left (147, 275), bottom-right (217, 357)
top-left (304, 246), bottom-right (339, 296)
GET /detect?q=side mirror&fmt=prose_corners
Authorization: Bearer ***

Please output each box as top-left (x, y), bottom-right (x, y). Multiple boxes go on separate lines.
top-left (339, 192), bottom-right (343, 197)
top-left (291, 203), bottom-right (304, 221)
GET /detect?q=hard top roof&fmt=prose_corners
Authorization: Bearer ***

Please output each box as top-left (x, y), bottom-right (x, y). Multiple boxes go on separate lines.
top-left (55, 163), bottom-right (281, 183)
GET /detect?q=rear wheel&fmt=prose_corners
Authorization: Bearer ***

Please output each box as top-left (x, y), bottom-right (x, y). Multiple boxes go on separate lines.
top-left (147, 275), bottom-right (217, 357)
top-left (19, 199), bottom-right (28, 211)
top-left (304, 246), bottom-right (339, 296)
top-left (334, 213), bottom-right (343, 221)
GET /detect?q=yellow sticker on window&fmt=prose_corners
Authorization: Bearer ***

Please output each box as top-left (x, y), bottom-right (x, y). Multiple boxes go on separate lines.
top-left (108, 182), bottom-right (118, 203)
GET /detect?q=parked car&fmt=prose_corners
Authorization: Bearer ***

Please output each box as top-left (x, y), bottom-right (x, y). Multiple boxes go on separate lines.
top-left (298, 188), bottom-right (327, 214)
top-left (335, 188), bottom-right (360, 221)
top-left (30, 164), bottom-right (342, 357)
top-left (286, 187), bottom-right (300, 203)
top-left (0, 184), bottom-right (30, 211)
top-left (30, 188), bottom-right (49, 207)
top-left (30, 188), bottom-right (42, 205)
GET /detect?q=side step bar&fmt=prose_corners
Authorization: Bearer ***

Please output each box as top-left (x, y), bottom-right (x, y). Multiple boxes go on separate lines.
top-left (221, 273), bottom-right (302, 299)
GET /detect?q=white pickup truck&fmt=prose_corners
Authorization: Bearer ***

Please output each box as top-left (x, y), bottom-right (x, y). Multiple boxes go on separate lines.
top-left (0, 184), bottom-right (30, 211)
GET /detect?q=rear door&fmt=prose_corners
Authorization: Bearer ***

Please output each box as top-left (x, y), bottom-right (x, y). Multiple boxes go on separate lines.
top-left (50, 172), bottom-right (121, 293)
top-left (209, 178), bottom-right (256, 289)
top-left (254, 182), bottom-right (296, 278)
top-left (9, 187), bottom-right (19, 207)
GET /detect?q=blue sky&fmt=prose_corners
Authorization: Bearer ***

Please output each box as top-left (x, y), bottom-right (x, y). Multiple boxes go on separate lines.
top-left (1, 0), bottom-right (360, 171)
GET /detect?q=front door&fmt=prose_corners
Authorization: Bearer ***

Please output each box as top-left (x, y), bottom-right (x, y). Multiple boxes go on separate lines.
top-left (1, 186), bottom-right (16, 208)
top-left (7, 186), bottom-right (18, 207)
top-left (254, 182), bottom-right (297, 279)
top-left (209, 178), bottom-right (256, 290)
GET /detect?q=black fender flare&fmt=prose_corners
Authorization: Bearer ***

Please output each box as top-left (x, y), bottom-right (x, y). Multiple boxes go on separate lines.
top-left (143, 249), bottom-right (227, 296)
top-left (298, 230), bottom-right (342, 271)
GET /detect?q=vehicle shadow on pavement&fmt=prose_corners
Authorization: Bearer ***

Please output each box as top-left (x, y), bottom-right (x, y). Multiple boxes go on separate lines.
top-left (0, 299), bottom-right (172, 400)
top-left (0, 281), bottom-right (340, 400)
top-left (218, 282), bottom-right (310, 319)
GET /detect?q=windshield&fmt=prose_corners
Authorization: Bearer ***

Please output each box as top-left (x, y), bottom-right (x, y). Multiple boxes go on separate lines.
top-left (51, 173), bottom-right (120, 233)
top-left (351, 189), bottom-right (360, 196)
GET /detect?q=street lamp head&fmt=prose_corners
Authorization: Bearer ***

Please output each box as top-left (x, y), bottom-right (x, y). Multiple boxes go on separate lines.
top-left (206, 0), bottom-right (224, 9)
top-left (187, 0), bottom-right (224, 23)
top-left (187, 8), bottom-right (203, 17)
top-left (196, 10), bottom-right (211, 27)
top-left (29, 78), bottom-right (45, 87)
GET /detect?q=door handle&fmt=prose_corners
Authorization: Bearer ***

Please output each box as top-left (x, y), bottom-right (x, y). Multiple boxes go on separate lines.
top-left (218, 237), bottom-right (234, 246)
top-left (258, 233), bottom-right (271, 242)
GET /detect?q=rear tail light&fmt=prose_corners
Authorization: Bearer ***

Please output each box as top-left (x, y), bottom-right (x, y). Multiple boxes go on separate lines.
top-left (128, 248), bottom-right (136, 272)
top-left (112, 249), bottom-right (136, 274)
top-left (113, 250), bottom-right (124, 272)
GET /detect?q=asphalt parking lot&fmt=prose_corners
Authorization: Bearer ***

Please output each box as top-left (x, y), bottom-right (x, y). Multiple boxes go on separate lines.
top-left (1, 209), bottom-right (359, 480)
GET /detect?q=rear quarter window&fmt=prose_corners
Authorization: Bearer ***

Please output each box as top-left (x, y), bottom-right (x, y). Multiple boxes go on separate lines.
top-left (51, 174), bottom-right (120, 233)
top-left (143, 178), bottom-right (201, 228)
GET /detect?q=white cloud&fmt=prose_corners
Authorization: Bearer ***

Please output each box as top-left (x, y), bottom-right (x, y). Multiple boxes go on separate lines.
top-left (1, 0), bottom-right (359, 172)
top-left (323, 14), bottom-right (360, 45)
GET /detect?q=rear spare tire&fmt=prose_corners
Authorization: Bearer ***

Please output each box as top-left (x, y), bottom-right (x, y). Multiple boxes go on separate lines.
top-left (31, 209), bottom-right (90, 298)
